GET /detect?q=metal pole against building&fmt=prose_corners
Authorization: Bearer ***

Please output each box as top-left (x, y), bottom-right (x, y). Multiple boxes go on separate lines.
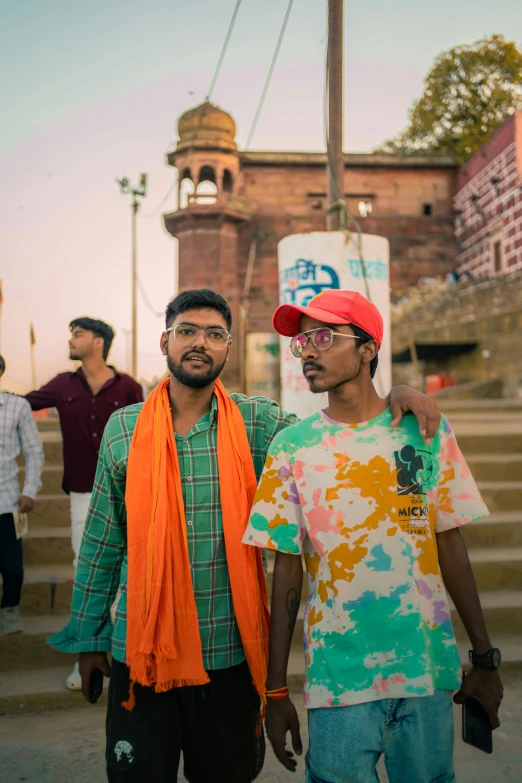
top-left (116, 174), bottom-right (148, 379)
top-left (326, 0), bottom-right (344, 231)
top-left (239, 238), bottom-right (258, 393)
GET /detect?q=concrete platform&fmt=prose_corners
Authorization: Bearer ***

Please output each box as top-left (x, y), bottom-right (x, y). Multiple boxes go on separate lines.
top-left (465, 453), bottom-right (522, 482)
top-left (1, 614), bottom-right (70, 671)
top-left (453, 431), bottom-right (522, 454)
top-left (0, 666), bottom-right (105, 716)
top-left (450, 591), bottom-right (522, 640)
top-left (476, 481), bottom-right (522, 513)
top-left (1, 638), bottom-right (521, 717)
top-left (18, 564), bottom-right (74, 613)
top-left (24, 527), bottom-right (74, 565)
top-left (20, 464), bottom-right (65, 494)
top-left (30, 431), bottom-right (63, 464)
top-left (2, 591), bottom-right (520, 675)
top-left (468, 547), bottom-right (522, 591)
top-left (0, 680), bottom-right (521, 782)
top-left (439, 399), bottom-right (522, 411)
top-left (30, 495), bottom-right (71, 528)
top-left (461, 512), bottom-right (522, 548)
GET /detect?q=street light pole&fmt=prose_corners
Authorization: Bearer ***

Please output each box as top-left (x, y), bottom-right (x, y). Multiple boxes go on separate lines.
top-left (326, 0), bottom-right (344, 231)
top-left (116, 174), bottom-right (148, 379)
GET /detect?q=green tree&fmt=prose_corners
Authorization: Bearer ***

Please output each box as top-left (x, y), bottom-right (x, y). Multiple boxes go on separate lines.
top-left (378, 34), bottom-right (522, 163)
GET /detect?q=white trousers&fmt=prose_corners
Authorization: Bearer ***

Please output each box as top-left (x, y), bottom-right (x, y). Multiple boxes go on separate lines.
top-left (69, 491), bottom-right (92, 570)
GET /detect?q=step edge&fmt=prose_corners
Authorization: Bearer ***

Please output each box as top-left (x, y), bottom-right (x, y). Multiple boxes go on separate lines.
top-left (26, 528), bottom-right (72, 539)
top-left (469, 512), bottom-right (522, 525)
top-left (19, 465), bottom-right (64, 473)
top-left (476, 481), bottom-right (522, 489)
top-left (467, 547), bottom-right (522, 561)
top-left (34, 494), bottom-right (70, 502)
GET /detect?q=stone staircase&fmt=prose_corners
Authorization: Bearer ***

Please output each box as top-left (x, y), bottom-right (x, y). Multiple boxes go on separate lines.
top-left (438, 401), bottom-right (522, 676)
top-left (1, 404), bottom-right (521, 713)
top-left (0, 427), bottom-right (80, 714)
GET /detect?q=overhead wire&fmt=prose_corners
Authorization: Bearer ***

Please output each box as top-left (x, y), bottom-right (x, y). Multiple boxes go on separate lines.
top-left (136, 274), bottom-right (164, 318)
top-left (139, 180), bottom-right (177, 220)
top-left (186, 0), bottom-right (244, 150)
top-left (322, 5), bottom-right (386, 396)
top-left (139, 0), bottom-right (244, 220)
top-left (137, 0), bottom-right (244, 305)
top-left (244, 0), bottom-right (295, 150)
top-left (207, 0), bottom-right (243, 103)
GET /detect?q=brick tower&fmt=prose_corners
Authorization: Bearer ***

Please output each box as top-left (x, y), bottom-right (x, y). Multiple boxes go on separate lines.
top-left (165, 101), bottom-right (459, 391)
top-left (164, 101), bottom-right (253, 391)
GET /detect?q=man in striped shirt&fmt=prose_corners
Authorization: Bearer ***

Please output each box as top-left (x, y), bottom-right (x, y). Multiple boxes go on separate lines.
top-left (0, 355), bottom-right (44, 634)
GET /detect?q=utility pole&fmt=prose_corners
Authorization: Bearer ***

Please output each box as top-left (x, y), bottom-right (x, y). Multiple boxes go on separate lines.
top-left (122, 328), bottom-right (132, 374)
top-left (239, 238), bottom-right (258, 394)
top-left (116, 174), bottom-right (148, 379)
top-left (326, 0), bottom-right (344, 231)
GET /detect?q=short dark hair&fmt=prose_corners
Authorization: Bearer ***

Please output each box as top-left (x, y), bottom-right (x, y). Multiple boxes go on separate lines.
top-left (0, 355), bottom-right (5, 374)
top-left (69, 317), bottom-right (115, 360)
top-left (350, 324), bottom-right (379, 379)
top-left (165, 289), bottom-right (232, 331)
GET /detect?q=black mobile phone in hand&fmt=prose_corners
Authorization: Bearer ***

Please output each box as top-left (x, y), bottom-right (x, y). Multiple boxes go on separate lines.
top-left (88, 667), bottom-right (104, 704)
top-left (461, 674), bottom-right (493, 754)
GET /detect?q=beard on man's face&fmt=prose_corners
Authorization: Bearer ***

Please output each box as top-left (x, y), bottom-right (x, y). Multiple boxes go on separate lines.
top-left (167, 350), bottom-right (226, 389)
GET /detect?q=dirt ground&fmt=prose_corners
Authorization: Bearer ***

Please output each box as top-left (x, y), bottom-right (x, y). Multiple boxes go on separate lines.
top-left (1, 680), bottom-right (521, 782)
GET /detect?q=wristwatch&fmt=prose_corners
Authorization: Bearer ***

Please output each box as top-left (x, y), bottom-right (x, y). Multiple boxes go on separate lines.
top-left (469, 648), bottom-right (501, 670)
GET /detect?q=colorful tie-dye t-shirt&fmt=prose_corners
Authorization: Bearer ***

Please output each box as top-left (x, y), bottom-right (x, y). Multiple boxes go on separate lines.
top-left (243, 408), bottom-right (488, 710)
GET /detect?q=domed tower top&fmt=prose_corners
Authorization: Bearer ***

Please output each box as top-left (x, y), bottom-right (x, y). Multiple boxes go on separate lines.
top-left (176, 101), bottom-right (237, 153)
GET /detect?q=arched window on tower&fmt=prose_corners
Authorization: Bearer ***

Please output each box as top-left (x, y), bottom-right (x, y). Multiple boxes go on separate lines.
top-left (179, 168), bottom-right (195, 209)
top-left (223, 169), bottom-right (234, 193)
top-left (196, 165), bottom-right (217, 205)
top-left (199, 165), bottom-right (216, 184)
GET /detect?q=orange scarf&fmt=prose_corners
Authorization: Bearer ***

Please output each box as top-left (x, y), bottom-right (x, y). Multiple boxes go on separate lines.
top-left (123, 378), bottom-right (269, 708)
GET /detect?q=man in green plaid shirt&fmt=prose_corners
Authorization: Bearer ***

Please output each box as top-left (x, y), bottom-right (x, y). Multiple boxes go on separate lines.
top-left (48, 289), bottom-right (440, 783)
top-left (49, 370), bottom-right (295, 672)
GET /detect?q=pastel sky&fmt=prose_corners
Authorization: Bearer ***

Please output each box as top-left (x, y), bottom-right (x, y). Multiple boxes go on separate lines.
top-left (1, 0), bottom-right (520, 392)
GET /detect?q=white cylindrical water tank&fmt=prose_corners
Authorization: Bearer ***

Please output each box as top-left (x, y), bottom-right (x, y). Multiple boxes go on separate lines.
top-left (278, 231), bottom-right (391, 419)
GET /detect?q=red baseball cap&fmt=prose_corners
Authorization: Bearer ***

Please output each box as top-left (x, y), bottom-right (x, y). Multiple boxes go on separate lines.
top-left (273, 289), bottom-right (384, 348)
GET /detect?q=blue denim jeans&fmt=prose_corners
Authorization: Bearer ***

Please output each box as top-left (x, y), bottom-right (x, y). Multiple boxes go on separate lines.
top-left (306, 690), bottom-right (455, 783)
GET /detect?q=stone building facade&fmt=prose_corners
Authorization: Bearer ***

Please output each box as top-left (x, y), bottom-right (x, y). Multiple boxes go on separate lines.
top-left (163, 101), bottom-right (458, 389)
top-left (391, 114), bottom-right (522, 397)
top-left (455, 111), bottom-right (522, 277)
top-left (391, 271), bottom-right (522, 398)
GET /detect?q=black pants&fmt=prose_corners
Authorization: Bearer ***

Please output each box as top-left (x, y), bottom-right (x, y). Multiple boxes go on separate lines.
top-left (0, 513), bottom-right (23, 608)
top-left (106, 659), bottom-right (266, 783)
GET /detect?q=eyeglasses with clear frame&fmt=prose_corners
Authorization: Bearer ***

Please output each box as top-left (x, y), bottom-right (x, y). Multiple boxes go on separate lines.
top-left (166, 323), bottom-right (231, 350)
top-left (290, 327), bottom-right (359, 358)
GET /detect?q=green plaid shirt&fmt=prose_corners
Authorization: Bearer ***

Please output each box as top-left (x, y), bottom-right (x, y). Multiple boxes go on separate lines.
top-left (48, 394), bottom-right (297, 670)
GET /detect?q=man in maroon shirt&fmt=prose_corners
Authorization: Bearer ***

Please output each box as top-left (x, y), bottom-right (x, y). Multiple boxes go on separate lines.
top-left (26, 316), bottom-right (142, 688)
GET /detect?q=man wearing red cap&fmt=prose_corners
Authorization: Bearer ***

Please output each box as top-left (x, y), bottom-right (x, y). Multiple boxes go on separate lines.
top-left (243, 290), bottom-right (503, 782)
